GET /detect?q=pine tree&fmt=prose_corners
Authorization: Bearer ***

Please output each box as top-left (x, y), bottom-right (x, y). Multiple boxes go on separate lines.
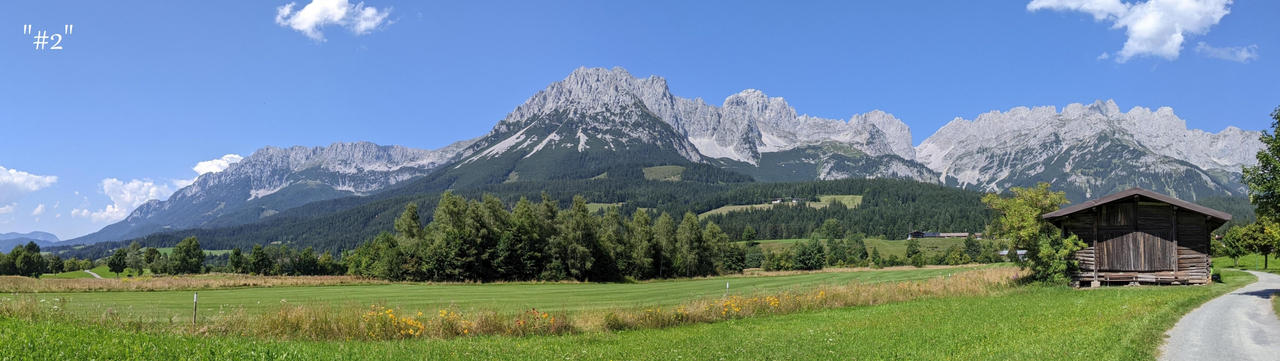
top-left (701, 221), bottom-right (730, 275)
top-left (650, 212), bottom-right (676, 278)
top-left (394, 202), bottom-right (424, 240)
top-left (228, 248), bottom-right (245, 273)
top-left (543, 197), bottom-right (596, 281)
top-left (624, 209), bottom-right (654, 278)
top-left (847, 233), bottom-right (868, 262)
top-left (963, 235), bottom-right (982, 261)
top-left (741, 225), bottom-right (757, 242)
top-left (905, 238), bottom-right (921, 259)
top-left (674, 212), bottom-right (703, 277)
top-left (826, 237), bottom-right (848, 266)
top-left (818, 218), bottom-right (844, 240)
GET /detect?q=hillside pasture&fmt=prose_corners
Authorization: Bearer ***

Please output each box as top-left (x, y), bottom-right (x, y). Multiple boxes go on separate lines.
top-left (700, 194), bottom-right (863, 218)
top-left (744, 237), bottom-right (968, 258)
top-left (641, 165), bottom-right (685, 181)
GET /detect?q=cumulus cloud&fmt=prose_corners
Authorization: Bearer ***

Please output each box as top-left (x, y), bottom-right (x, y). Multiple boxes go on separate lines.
top-left (31, 204), bottom-right (45, 216)
top-left (1195, 41), bottom-right (1258, 62)
top-left (175, 154), bottom-right (244, 189)
top-left (73, 178), bottom-right (172, 223)
top-left (1028, 0), bottom-right (1234, 63)
top-left (193, 154), bottom-right (244, 175)
top-left (275, 0), bottom-right (391, 41)
top-left (0, 165), bottom-right (57, 204)
top-left (0, 203), bottom-right (14, 215)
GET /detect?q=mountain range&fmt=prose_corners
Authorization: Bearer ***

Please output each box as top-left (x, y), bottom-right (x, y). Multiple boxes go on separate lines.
top-left (62, 66), bottom-right (1264, 248)
top-left (0, 231), bottom-right (60, 250)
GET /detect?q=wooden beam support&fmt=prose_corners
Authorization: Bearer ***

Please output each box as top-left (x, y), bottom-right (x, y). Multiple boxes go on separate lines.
top-left (1092, 207), bottom-right (1099, 285)
top-left (1172, 206), bottom-right (1178, 273)
top-left (1132, 196), bottom-right (1140, 271)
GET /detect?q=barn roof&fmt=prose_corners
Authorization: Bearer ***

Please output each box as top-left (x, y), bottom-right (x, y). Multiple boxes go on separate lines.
top-left (1041, 187), bottom-right (1232, 223)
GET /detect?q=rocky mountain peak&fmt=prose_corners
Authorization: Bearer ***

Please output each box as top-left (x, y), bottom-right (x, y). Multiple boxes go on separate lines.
top-left (491, 68), bottom-right (922, 165)
top-left (915, 100), bottom-right (1262, 199)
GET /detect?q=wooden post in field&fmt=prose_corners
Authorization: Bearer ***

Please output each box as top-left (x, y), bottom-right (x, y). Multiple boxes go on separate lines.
top-left (193, 292), bottom-right (198, 325)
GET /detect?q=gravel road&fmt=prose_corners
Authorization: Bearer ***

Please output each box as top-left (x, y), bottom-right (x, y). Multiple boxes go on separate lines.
top-left (1159, 271), bottom-right (1280, 361)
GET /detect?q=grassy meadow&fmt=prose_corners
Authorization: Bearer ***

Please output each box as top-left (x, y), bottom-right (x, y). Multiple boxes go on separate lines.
top-left (641, 165), bottom-right (685, 181)
top-left (699, 194), bottom-right (864, 218)
top-left (745, 236), bottom-right (968, 257)
top-left (0, 269), bottom-right (1252, 360)
top-left (29, 266), bottom-right (984, 323)
top-left (44, 265), bottom-right (150, 279)
top-left (1213, 253), bottom-right (1280, 273)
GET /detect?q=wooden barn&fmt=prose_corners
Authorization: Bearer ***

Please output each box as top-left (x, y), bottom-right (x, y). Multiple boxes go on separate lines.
top-left (1041, 188), bottom-right (1231, 287)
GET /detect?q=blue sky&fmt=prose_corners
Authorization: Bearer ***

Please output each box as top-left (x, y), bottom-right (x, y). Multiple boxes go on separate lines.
top-left (1, 0), bottom-right (1276, 239)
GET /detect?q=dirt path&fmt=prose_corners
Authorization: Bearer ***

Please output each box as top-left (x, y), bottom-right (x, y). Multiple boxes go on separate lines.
top-left (1159, 271), bottom-right (1280, 361)
top-left (83, 269), bottom-right (103, 279)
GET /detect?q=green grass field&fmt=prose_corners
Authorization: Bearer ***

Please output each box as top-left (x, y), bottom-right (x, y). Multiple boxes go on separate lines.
top-left (744, 237), bottom-right (967, 257)
top-left (812, 195), bottom-right (863, 208)
top-left (1213, 253), bottom-right (1280, 272)
top-left (700, 194), bottom-right (863, 218)
top-left (44, 265), bottom-right (151, 279)
top-left (584, 202), bottom-right (623, 213)
top-left (0, 270), bottom-right (1252, 360)
top-left (641, 165), bottom-right (684, 181)
top-left (37, 266), bottom-right (980, 323)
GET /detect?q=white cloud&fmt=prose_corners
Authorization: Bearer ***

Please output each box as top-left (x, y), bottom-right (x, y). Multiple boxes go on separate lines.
top-left (1097, 52), bottom-right (1111, 60)
top-left (0, 165), bottom-right (57, 204)
top-left (1195, 41), bottom-right (1258, 62)
top-left (275, 0), bottom-right (391, 41)
top-left (0, 203), bottom-right (14, 215)
top-left (73, 178), bottom-right (173, 223)
top-left (193, 154), bottom-right (244, 175)
top-left (174, 154), bottom-right (244, 189)
top-left (31, 204), bottom-right (45, 216)
top-left (1028, 0), bottom-right (1234, 63)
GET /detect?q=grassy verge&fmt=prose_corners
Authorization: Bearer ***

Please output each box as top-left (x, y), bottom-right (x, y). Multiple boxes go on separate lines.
top-left (1274, 292), bottom-right (1280, 321)
top-left (0, 270), bottom-right (1252, 360)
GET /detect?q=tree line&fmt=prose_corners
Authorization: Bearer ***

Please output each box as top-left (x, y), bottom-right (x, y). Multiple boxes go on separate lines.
top-left (0, 242), bottom-right (94, 278)
top-left (55, 177), bottom-right (993, 261)
top-left (343, 192), bottom-right (745, 282)
top-left (749, 219), bottom-right (1009, 272)
top-left (101, 237), bottom-right (346, 278)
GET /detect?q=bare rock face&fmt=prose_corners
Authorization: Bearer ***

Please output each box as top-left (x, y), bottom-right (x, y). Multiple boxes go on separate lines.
top-left (477, 67), bottom-right (923, 182)
top-left (915, 100), bottom-right (1262, 201)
